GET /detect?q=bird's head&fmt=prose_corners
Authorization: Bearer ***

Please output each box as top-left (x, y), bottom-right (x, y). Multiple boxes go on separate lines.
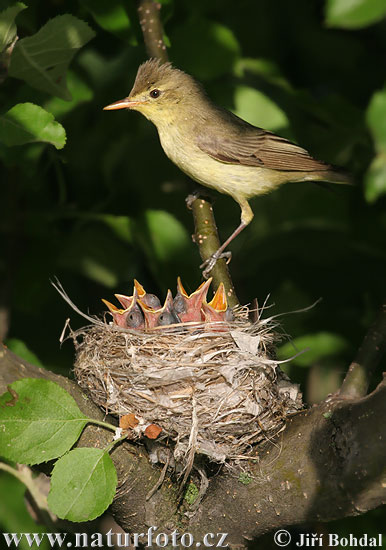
top-left (104, 58), bottom-right (204, 125)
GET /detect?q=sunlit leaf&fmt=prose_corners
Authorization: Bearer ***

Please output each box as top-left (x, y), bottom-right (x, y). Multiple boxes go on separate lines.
top-left (364, 88), bottom-right (386, 202)
top-left (0, 2), bottom-right (26, 52)
top-left (0, 379), bottom-right (88, 465)
top-left (233, 85), bottom-right (289, 131)
top-left (0, 103), bottom-right (66, 149)
top-left (171, 18), bottom-right (240, 79)
top-left (366, 88), bottom-right (386, 151)
top-left (80, 0), bottom-right (136, 43)
top-left (5, 338), bottom-right (44, 367)
top-left (144, 210), bottom-right (190, 262)
top-left (95, 214), bottom-right (132, 244)
top-left (277, 332), bottom-right (350, 367)
top-left (9, 14), bottom-right (95, 99)
top-left (326, 0), bottom-right (386, 28)
top-left (44, 70), bottom-right (93, 119)
top-left (364, 153), bottom-right (386, 202)
top-left (48, 448), bottom-right (117, 522)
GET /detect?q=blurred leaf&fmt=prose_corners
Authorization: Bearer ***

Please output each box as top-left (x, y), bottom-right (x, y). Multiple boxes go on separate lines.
top-left (44, 70), bottom-right (93, 119)
top-left (5, 338), bottom-right (43, 367)
top-left (0, 379), bottom-right (88, 465)
top-left (235, 57), bottom-right (287, 83)
top-left (0, 103), bottom-right (66, 148)
top-left (277, 332), bottom-right (350, 367)
top-left (233, 85), bottom-right (289, 131)
top-left (9, 15), bottom-right (95, 100)
top-left (0, 473), bottom-right (48, 550)
top-left (59, 223), bottom-right (136, 288)
top-left (144, 210), bottom-right (190, 262)
top-left (325, 0), bottom-right (386, 29)
top-left (0, 2), bottom-right (26, 52)
top-left (171, 18), bottom-right (240, 79)
top-left (364, 88), bottom-right (386, 202)
top-left (48, 448), bottom-right (117, 522)
top-left (364, 153), bottom-right (386, 202)
top-left (80, 0), bottom-right (136, 43)
top-left (366, 88), bottom-right (386, 152)
top-left (98, 214), bottom-right (132, 243)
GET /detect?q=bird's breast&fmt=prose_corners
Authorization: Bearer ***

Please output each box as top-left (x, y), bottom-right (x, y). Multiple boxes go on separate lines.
top-left (156, 124), bottom-right (285, 199)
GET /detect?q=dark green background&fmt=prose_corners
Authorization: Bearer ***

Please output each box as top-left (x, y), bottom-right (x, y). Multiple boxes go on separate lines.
top-left (1, 0), bottom-right (385, 546)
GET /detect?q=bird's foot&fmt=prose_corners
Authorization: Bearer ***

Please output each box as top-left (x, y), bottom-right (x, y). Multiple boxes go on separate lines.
top-left (185, 186), bottom-right (213, 210)
top-left (186, 192), bottom-right (200, 210)
top-left (200, 251), bottom-right (232, 278)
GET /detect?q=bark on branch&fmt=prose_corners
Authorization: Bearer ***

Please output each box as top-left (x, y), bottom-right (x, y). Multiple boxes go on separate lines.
top-left (340, 302), bottom-right (386, 399)
top-left (1, 343), bottom-right (384, 546)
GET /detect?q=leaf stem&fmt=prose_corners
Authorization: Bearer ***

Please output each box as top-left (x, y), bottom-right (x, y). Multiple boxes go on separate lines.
top-left (89, 419), bottom-right (118, 432)
top-left (105, 433), bottom-right (128, 453)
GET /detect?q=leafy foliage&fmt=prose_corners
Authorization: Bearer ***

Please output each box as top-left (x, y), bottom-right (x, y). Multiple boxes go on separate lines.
top-left (365, 88), bottom-right (386, 202)
top-left (48, 448), bottom-right (117, 521)
top-left (0, 379), bottom-right (88, 464)
top-left (325, 0), bottom-right (386, 29)
top-left (0, 103), bottom-right (66, 148)
top-left (0, 2), bottom-right (26, 52)
top-left (9, 14), bottom-right (95, 100)
top-left (0, 379), bottom-right (119, 521)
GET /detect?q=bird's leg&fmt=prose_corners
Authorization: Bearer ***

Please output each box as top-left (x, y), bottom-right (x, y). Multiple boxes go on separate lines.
top-left (200, 198), bottom-right (254, 278)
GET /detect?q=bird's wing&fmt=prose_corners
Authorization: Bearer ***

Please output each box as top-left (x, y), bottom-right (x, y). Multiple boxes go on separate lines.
top-left (197, 128), bottom-right (331, 172)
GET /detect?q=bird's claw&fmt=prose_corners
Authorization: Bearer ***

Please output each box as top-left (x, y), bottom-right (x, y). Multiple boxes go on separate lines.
top-left (185, 191), bottom-right (201, 210)
top-left (200, 251), bottom-right (232, 278)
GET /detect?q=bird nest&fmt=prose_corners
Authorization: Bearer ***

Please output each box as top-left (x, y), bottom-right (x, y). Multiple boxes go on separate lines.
top-left (69, 306), bottom-right (303, 474)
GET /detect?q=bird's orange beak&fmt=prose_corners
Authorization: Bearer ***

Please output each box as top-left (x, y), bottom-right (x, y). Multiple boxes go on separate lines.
top-left (103, 98), bottom-right (146, 110)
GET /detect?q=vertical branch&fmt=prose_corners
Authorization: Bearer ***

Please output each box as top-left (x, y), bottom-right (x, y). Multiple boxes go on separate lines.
top-left (136, 0), bottom-right (239, 305)
top-left (191, 198), bottom-right (238, 306)
top-left (137, 1), bottom-right (168, 63)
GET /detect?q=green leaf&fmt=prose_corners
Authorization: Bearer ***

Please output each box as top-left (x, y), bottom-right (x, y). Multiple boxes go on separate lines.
top-left (364, 153), bottom-right (386, 202)
top-left (0, 103), bottom-right (66, 149)
top-left (0, 473), bottom-right (49, 550)
top-left (43, 70), bottom-right (93, 119)
top-left (0, 379), bottom-right (89, 465)
top-left (4, 338), bottom-right (44, 367)
top-left (366, 88), bottom-right (386, 152)
top-left (48, 448), bottom-right (117, 522)
top-left (233, 85), bottom-right (289, 132)
top-left (0, 2), bottom-right (26, 52)
top-left (80, 0), bottom-right (136, 43)
top-left (9, 14), bottom-right (95, 100)
top-left (171, 18), bottom-right (240, 79)
top-left (326, 0), bottom-right (386, 29)
top-left (364, 89), bottom-right (386, 202)
top-left (144, 210), bottom-right (190, 262)
top-left (277, 332), bottom-right (350, 367)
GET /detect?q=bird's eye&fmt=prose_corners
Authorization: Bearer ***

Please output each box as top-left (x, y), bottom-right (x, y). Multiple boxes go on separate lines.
top-left (149, 89), bottom-right (161, 99)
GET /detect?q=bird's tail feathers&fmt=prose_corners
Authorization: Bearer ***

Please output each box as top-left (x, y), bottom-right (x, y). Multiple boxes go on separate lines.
top-left (304, 169), bottom-right (353, 186)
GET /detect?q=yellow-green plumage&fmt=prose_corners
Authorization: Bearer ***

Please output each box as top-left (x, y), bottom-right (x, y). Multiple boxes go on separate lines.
top-left (104, 59), bottom-right (350, 267)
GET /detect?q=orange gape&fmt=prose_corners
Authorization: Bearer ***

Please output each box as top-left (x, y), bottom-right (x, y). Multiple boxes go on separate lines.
top-left (102, 278), bottom-right (233, 330)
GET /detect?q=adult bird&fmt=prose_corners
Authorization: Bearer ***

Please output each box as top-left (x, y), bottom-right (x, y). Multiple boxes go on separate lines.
top-left (104, 59), bottom-right (349, 275)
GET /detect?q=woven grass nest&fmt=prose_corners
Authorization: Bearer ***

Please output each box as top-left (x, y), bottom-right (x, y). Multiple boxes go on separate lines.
top-left (58, 279), bottom-right (303, 475)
